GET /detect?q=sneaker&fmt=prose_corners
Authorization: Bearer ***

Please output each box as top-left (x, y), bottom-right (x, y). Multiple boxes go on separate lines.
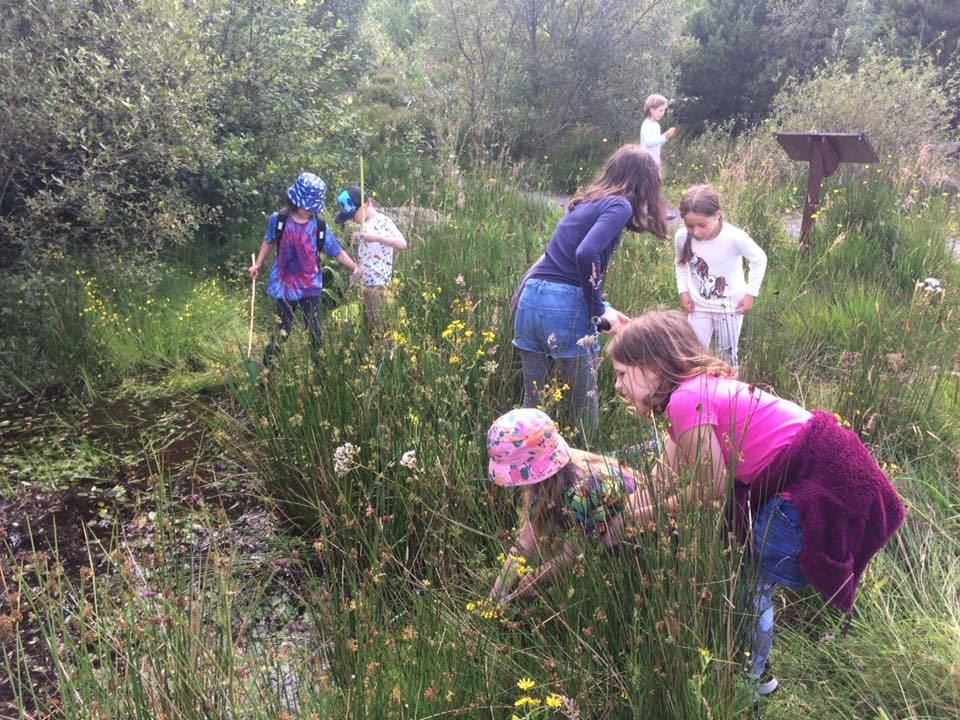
top-left (756, 669), bottom-right (779, 697)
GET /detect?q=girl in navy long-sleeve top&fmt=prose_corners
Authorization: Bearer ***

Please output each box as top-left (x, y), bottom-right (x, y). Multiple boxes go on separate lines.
top-left (512, 144), bottom-right (666, 430)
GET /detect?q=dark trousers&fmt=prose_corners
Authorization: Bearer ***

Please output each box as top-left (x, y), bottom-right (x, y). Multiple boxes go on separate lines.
top-left (263, 297), bottom-right (322, 366)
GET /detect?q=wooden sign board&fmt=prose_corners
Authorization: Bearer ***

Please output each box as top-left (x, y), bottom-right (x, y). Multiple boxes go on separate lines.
top-left (774, 132), bottom-right (878, 248)
top-left (775, 132), bottom-right (878, 167)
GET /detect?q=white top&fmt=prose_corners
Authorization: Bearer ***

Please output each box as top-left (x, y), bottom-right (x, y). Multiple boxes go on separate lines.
top-left (358, 213), bottom-right (404, 287)
top-left (674, 222), bottom-right (767, 312)
top-left (640, 118), bottom-right (669, 165)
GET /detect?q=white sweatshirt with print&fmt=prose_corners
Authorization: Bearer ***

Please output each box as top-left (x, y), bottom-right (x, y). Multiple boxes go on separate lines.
top-left (674, 222), bottom-right (767, 313)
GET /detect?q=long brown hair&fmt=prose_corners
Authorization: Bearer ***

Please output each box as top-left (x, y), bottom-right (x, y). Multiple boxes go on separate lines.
top-left (677, 184), bottom-right (723, 264)
top-left (568, 144), bottom-right (667, 239)
top-left (525, 465), bottom-right (576, 539)
top-left (607, 310), bottom-right (733, 415)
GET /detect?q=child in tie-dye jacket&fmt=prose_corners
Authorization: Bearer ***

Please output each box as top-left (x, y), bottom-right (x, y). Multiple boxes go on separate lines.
top-left (248, 172), bottom-right (360, 365)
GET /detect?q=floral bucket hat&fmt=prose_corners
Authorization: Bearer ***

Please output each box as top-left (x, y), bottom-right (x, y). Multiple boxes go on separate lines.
top-left (287, 172), bottom-right (326, 214)
top-left (487, 408), bottom-right (571, 487)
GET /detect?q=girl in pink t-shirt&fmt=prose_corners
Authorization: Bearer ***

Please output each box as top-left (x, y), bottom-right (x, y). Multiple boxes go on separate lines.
top-left (607, 310), bottom-right (904, 699)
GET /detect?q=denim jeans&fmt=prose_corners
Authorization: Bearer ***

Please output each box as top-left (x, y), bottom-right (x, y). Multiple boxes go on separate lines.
top-left (747, 497), bottom-right (808, 678)
top-left (263, 296), bottom-right (323, 367)
top-left (517, 349), bottom-right (598, 431)
top-left (513, 279), bottom-right (599, 430)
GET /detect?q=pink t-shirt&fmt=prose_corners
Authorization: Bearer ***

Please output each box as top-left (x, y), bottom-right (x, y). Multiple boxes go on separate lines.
top-left (665, 375), bottom-right (812, 482)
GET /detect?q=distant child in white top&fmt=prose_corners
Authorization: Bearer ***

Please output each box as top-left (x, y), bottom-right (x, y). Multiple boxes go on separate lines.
top-left (334, 186), bottom-right (407, 329)
top-left (640, 94), bottom-right (676, 172)
top-left (675, 184), bottom-right (767, 372)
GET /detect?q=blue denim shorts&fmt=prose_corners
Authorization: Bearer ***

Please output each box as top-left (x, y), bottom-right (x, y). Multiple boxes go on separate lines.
top-left (753, 497), bottom-right (809, 589)
top-left (513, 278), bottom-right (598, 360)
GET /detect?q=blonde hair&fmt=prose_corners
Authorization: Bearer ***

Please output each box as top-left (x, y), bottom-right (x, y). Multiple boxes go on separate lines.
top-left (607, 310), bottom-right (732, 415)
top-left (677, 184), bottom-right (724, 264)
top-left (644, 94), bottom-right (668, 117)
top-left (568, 144), bottom-right (667, 239)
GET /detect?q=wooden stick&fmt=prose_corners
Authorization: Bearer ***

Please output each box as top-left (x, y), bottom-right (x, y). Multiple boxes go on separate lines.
top-left (247, 252), bottom-right (256, 359)
top-left (359, 155), bottom-right (365, 238)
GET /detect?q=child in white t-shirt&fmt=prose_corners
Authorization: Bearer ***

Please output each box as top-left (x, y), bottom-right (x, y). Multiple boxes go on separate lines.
top-left (334, 186), bottom-right (407, 329)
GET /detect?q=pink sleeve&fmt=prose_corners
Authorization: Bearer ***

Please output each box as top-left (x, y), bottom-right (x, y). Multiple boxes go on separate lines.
top-left (666, 387), bottom-right (719, 439)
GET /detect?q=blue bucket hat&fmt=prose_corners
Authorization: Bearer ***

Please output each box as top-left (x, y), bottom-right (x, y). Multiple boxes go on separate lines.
top-left (287, 172), bottom-right (326, 214)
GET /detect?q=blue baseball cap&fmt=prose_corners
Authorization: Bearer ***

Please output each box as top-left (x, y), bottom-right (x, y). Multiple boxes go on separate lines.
top-left (287, 172), bottom-right (326, 213)
top-left (334, 186), bottom-right (364, 224)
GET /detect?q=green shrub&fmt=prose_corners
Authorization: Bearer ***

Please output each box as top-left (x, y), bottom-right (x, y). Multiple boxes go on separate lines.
top-left (747, 49), bottom-right (953, 185)
top-left (0, 0), bottom-right (219, 263)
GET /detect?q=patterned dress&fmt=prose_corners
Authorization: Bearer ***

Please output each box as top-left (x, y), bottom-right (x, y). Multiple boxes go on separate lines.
top-left (533, 449), bottom-right (639, 537)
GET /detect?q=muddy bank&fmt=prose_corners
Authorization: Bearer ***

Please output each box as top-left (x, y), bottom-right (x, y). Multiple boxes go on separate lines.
top-left (0, 389), bottom-right (272, 711)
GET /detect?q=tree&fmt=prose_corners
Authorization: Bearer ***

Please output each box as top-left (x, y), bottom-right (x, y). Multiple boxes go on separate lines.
top-left (768, 0), bottom-right (858, 80)
top-left (674, 0), bottom-right (781, 131)
top-left (871, 0), bottom-right (960, 66)
top-left (675, 0), bottom-right (856, 132)
top-left (419, 0), bottom-right (683, 150)
top-left (868, 0), bottom-right (960, 130)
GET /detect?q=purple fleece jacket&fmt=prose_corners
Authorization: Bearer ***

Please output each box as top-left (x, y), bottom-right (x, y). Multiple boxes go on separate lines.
top-left (738, 412), bottom-right (905, 613)
top-left (531, 196), bottom-right (633, 318)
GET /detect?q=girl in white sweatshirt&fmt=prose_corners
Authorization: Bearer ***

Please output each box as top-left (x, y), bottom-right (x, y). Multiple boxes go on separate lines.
top-left (675, 184), bottom-right (767, 372)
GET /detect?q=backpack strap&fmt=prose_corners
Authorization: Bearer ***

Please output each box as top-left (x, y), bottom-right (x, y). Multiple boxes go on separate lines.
top-left (274, 211), bottom-right (327, 253)
top-left (274, 209), bottom-right (289, 246)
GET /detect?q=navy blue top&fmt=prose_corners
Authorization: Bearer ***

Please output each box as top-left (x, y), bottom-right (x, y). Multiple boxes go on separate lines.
top-left (530, 196), bottom-right (632, 318)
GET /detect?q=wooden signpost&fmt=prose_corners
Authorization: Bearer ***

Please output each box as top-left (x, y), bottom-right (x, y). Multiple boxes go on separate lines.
top-left (774, 132), bottom-right (878, 250)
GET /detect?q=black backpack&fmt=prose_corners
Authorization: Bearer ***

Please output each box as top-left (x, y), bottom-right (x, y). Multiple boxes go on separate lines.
top-left (274, 210), bottom-right (327, 247)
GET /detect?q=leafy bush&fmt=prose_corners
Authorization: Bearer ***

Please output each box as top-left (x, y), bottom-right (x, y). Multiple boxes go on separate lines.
top-left (750, 49), bottom-right (953, 184)
top-left (0, 0), bottom-right (364, 265)
top-left (193, 0), bottom-right (363, 239)
top-left (0, 0), bottom-right (219, 263)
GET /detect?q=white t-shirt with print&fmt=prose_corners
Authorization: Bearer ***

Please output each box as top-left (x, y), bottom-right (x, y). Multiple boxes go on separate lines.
top-left (358, 213), bottom-right (404, 287)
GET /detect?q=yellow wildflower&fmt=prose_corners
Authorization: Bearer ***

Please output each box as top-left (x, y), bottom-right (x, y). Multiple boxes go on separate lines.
top-left (517, 677), bottom-right (536, 691)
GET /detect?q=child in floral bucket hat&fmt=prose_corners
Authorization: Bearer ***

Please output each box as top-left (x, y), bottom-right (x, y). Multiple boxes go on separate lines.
top-left (248, 172), bottom-right (361, 366)
top-left (487, 408), bottom-right (643, 604)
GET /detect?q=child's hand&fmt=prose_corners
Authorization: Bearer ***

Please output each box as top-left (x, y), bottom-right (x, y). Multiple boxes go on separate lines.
top-left (248, 264), bottom-right (260, 281)
top-left (351, 231), bottom-right (363, 243)
top-left (736, 295), bottom-right (755, 314)
top-left (679, 292), bottom-right (695, 313)
top-left (506, 573), bottom-right (538, 602)
top-left (666, 127), bottom-right (677, 139)
top-left (350, 266), bottom-right (363, 285)
top-left (598, 306), bottom-right (629, 335)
